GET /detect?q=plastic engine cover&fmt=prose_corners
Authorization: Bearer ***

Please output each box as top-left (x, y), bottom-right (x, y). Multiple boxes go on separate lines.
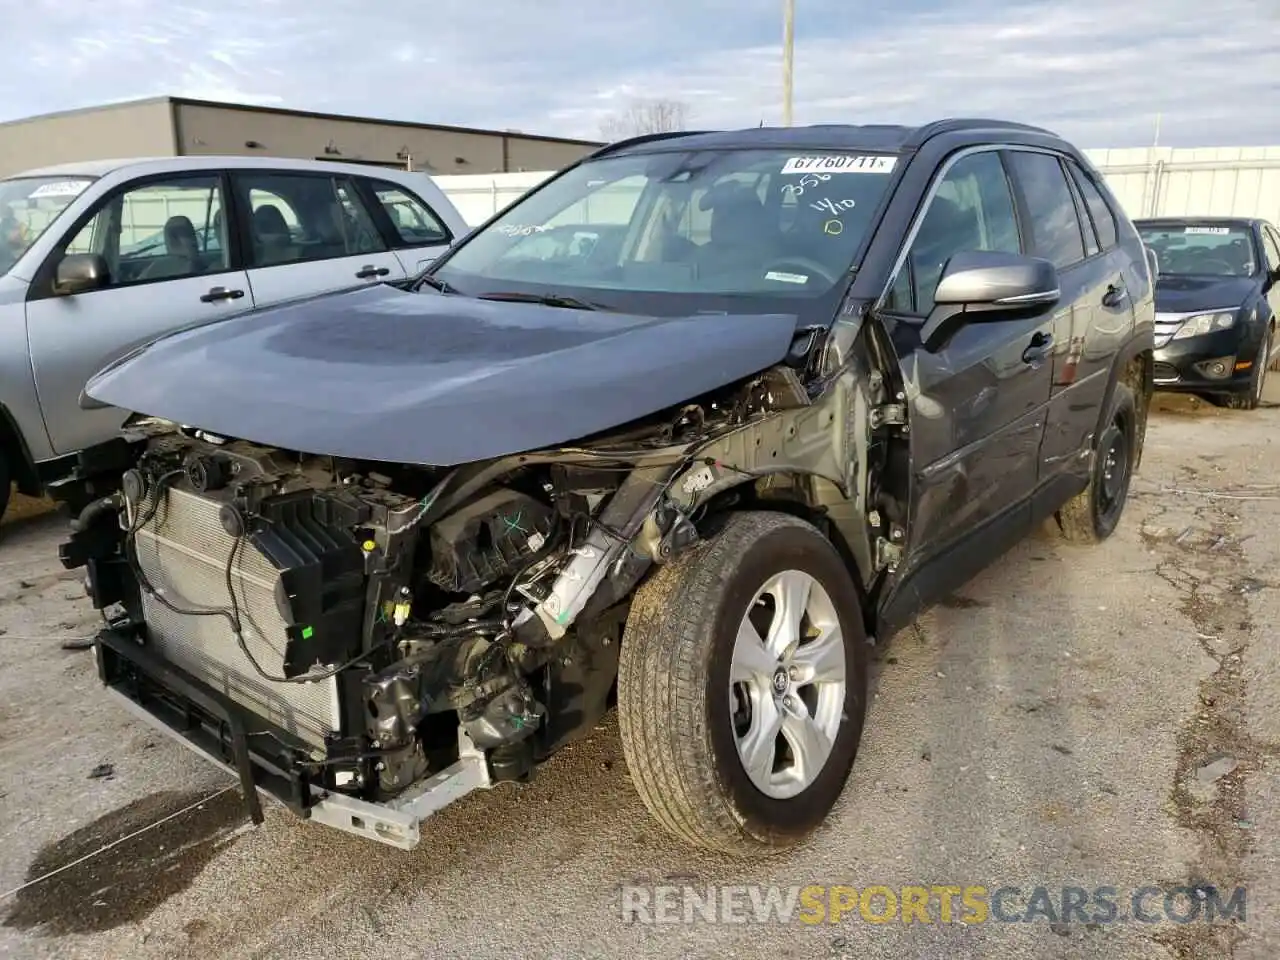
top-left (426, 488), bottom-right (555, 594)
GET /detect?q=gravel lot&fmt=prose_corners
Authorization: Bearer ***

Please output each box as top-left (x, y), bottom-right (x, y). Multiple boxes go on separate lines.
top-left (1, 390), bottom-right (1278, 960)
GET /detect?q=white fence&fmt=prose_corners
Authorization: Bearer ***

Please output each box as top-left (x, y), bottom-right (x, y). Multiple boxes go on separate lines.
top-left (434, 146), bottom-right (1280, 228)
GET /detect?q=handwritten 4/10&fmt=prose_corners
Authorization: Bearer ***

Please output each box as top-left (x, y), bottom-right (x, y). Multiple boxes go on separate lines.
top-left (782, 174), bottom-right (856, 216)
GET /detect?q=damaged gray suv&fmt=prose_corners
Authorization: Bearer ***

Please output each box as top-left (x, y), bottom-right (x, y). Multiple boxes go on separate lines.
top-left (55, 119), bottom-right (1155, 854)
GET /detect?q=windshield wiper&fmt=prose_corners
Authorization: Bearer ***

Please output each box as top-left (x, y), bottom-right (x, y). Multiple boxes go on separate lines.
top-left (476, 291), bottom-right (603, 311)
top-left (416, 273), bottom-right (456, 294)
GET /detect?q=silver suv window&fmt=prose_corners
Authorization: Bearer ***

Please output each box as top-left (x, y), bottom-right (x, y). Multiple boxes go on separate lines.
top-left (234, 173), bottom-right (388, 267)
top-left (62, 175), bottom-right (229, 286)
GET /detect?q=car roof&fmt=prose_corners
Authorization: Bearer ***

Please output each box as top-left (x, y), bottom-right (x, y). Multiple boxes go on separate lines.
top-left (6, 155), bottom-right (431, 180)
top-left (597, 118), bottom-right (1063, 158)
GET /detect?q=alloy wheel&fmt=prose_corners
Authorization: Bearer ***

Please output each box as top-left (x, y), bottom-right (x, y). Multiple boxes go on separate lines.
top-left (729, 569), bottom-right (847, 800)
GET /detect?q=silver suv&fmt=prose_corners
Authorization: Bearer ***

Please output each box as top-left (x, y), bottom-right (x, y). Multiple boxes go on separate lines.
top-left (0, 156), bottom-right (468, 522)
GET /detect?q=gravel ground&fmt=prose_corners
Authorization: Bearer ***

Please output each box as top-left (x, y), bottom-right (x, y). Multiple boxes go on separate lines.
top-left (0, 389), bottom-right (1277, 960)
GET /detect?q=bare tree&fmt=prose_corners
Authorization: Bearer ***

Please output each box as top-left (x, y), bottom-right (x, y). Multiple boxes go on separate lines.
top-left (599, 98), bottom-right (691, 141)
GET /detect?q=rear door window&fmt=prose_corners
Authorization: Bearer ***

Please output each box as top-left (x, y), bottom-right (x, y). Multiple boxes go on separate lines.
top-left (366, 180), bottom-right (452, 247)
top-left (1006, 151), bottom-right (1087, 269)
top-left (233, 172), bottom-right (388, 267)
top-left (1066, 161), bottom-right (1119, 251)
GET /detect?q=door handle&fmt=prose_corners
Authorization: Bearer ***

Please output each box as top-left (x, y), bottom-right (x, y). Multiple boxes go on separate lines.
top-left (355, 265), bottom-right (391, 279)
top-left (1022, 331), bottom-right (1054, 365)
top-left (1102, 279), bottom-right (1128, 308)
top-left (200, 286), bottom-right (245, 303)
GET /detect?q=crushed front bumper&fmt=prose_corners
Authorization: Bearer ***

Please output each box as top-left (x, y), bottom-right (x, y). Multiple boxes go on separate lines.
top-left (94, 624), bottom-right (491, 850)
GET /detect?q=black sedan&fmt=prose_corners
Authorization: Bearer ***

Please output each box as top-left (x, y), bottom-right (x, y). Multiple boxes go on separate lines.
top-left (1135, 216), bottom-right (1280, 409)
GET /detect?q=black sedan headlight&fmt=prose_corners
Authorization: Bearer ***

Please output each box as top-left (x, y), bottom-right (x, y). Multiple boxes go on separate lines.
top-left (1171, 311), bottom-right (1237, 340)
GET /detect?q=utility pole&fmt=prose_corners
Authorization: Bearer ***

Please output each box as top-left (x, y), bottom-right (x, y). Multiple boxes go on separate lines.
top-left (782, 0), bottom-right (795, 126)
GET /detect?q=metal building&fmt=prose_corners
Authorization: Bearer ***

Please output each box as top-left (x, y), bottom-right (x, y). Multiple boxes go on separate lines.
top-left (0, 97), bottom-right (602, 179)
top-left (1084, 146), bottom-right (1280, 226)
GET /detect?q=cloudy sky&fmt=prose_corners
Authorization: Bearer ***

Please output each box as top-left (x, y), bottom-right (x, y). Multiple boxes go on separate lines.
top-left (4, 0), bottom-right (1278, 147)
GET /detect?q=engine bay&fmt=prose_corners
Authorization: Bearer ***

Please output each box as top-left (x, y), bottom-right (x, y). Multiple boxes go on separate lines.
top-left (97, 423), bottom-right (695, 808)
top-left (52, 344), bottom-right (890, 848)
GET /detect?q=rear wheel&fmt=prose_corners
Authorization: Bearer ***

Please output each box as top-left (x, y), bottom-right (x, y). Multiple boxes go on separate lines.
top-left (1057, 383), bottom-right (1137, 543)
top-left (617, 510), bottom-right (869, 855)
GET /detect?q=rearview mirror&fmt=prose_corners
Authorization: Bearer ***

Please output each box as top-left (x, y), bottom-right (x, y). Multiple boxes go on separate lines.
top-left (921, 250), bottom-right (1059, 352)
top-left (53, 253), bottom-right (110, 296)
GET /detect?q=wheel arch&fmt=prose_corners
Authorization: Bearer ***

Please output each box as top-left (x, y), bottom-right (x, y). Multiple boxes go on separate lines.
top-left (0, 402), bottom-right (41, 496)
top-left (689, 471), bottom-right (876, 635)
top-left (1094, 335), bottom-right (1152, 471)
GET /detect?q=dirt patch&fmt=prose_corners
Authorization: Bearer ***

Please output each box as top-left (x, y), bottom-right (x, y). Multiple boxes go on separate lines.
top-left (2, 789), bottom-right (246, 936)
top-left (0, 494), bottom-right (55, 527)
top-left (938, 593), bottom-right (989, 609)
top-left (1138, 496), bottom-right (1278, 958)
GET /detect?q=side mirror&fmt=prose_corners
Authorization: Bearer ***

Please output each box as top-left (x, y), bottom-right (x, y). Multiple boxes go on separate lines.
top-left (53, 253), bottom-right (110, 296)
top-left (921, 250), bottom-right (1060, 353)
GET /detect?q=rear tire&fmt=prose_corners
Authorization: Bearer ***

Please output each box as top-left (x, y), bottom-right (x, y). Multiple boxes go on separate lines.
top-left (1057, 383), bottom-right (1137, 544)
top-left (617, 510), bottom-right (869, 855)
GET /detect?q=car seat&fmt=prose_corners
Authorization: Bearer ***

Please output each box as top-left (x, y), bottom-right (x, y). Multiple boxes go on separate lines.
top-left (252, 204), bottom-right (298, 265)
top-left (695, 181), bottom-right (778, 275)
top-left (139, 215), bottom-right (207, 280)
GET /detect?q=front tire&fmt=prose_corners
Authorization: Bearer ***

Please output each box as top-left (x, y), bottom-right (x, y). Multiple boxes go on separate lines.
top-left (1224, 325), bottom-right (1271, 409)
top-left (617, 510), bottom-right (869, 855)
top-left (1057, 383), bottom-right (1137, 543)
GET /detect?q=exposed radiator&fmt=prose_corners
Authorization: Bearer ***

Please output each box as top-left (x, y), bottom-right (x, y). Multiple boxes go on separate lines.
top-left (132, 485), bottom-right (340, 749)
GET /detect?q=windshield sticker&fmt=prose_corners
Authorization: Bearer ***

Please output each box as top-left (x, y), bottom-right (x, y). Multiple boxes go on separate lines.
top-left (1185, 226), bottom-right (1230, 235)
top-left (28, 179), bottom-right (91, 199)
top-left (781, 155), bottom-right (896, 175)
top-left (764, 270), bottom-right (809, 284)
top-left (496, 223), bottom-right (550, 237)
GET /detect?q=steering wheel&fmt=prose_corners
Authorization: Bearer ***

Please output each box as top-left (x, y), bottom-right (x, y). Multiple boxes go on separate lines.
top-left (1194, 257), bottom-right (1237, 275)
top-left (761, 256), bottom-right (840, 286)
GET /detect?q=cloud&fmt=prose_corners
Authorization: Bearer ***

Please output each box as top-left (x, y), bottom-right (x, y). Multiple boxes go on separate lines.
top-left (1, 0), bottom-right (1276, 147)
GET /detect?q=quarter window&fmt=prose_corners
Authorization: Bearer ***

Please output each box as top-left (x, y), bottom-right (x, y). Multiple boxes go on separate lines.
top-left (234, 173), bottom-right (388, 268)
top-left (1067, 161), bottom-right (1119, 251)
top-left (886, 150), bottom-right (1021, 315)
top-left (62, 176), bottom-right (228, 287)
top-left (367, 181), bottom-right (451, 246)
top-left (1006, 152), bottom-right (1087, 269)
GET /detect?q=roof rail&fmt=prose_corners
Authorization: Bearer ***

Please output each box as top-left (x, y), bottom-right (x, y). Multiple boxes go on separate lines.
top-left (905, 118), bottom-right (1059, 148)
top-left (587, 130), bottom-right (712, 159)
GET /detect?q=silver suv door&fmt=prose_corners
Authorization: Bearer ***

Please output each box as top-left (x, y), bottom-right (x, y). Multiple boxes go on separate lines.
top-left (25, 171), bottom-right (252, 456)
top-left (231, 171), bottom-right (406, 309)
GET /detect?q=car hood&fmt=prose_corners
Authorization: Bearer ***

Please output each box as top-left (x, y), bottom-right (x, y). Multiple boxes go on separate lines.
top-left (1154, 274), bottom-right (1258, 314)
top-left (83, 285), bottom-right (803, 466)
